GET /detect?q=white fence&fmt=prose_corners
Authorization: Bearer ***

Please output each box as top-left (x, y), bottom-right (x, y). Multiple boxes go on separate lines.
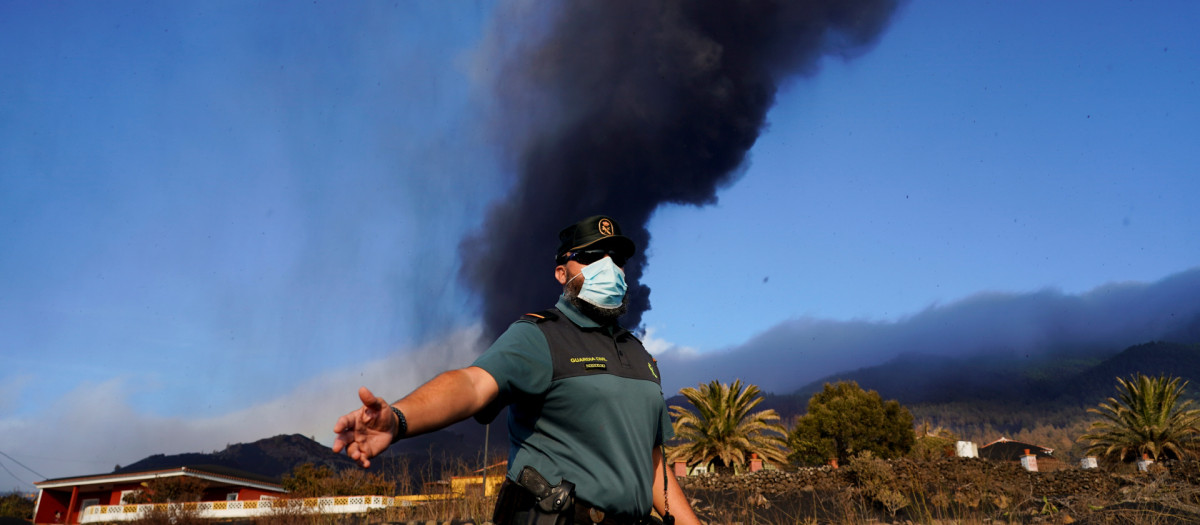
top-left (79, 496), bottom-right (393, 523)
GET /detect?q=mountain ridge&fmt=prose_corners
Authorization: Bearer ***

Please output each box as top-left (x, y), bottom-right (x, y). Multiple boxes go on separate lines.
top-left (115, 340), bottom-right (1198, 483)
top-left (780, 340), bottom-right (1200, 408)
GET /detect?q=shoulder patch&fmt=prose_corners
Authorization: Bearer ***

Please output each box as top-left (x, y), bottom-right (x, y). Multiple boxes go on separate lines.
top-left (520, 309), bottom-right (559, 323)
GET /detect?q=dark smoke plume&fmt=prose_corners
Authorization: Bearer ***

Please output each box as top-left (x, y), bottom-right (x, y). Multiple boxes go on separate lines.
top-left (462, 0), bottom-right (900, 338)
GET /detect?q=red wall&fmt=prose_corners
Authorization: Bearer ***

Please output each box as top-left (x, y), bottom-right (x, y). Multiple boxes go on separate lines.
top-left (33, 490), bottom-right (70, 524)
top-left (198, 486), bottom-right (286, 501)
top-left (106, 483), bottom-right (144, 505)
top-left (35, 480), bottom-right (288, 524)
top-left (236, 487), bottom-right (285, 500)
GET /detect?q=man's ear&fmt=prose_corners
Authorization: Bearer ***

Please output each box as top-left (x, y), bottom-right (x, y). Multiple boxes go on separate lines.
top-left (555, 265), bottom-right (567, 285)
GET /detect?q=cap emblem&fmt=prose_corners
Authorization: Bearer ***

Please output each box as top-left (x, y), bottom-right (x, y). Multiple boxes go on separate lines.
top-left (598, 218), bottom-right (614, 237)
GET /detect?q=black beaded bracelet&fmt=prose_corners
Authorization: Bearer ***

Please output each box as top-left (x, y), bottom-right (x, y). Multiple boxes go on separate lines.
top-left (389, 405), bottom-right (408, 444)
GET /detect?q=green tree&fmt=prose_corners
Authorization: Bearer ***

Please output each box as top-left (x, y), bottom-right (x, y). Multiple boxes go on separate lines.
top-left (788, 381), bottom-right (915, 466)
top-left (668, 379), bottom-right (789, 472)
top-left (1079, 373), bottom-right (1200, 462)
top-left (1, 492), bottom-right (35, 520)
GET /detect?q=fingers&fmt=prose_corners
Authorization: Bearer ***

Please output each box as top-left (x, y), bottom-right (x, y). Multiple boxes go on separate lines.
top-left (332, 411), bottom-right (358, 454)
top-left (356, 386), bottom-right (393, 433)
top-left (332, 411), bottom-right (355, 435)
top-left (358, 386), bottom-right (383, 409)
top-left (346, 442), bottom-right (372, 468)
top-left (332, 388), bottom-right (386, 467)
top-left (332, 419), bottom-right (374, 467)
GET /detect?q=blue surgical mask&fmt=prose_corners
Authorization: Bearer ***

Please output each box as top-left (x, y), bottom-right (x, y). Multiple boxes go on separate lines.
top-left (568, 256), bottom-right (627, 308)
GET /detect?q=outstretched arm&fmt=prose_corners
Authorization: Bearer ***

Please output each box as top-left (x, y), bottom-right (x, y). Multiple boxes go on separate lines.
top-left (652, 447), bottom-right (701, 525)
top-left (332, 366), bottom-right (499, 468)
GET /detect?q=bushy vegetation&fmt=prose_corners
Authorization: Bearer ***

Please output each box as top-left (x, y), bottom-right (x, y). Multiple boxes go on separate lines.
top-left (126, 504), bottom-right (207, 525)
top-left (0, 492), bottom-right (35, 521)
top-left (122, 476), bottom-right (209, 503)
top-left (679, 456), bottom-right (1200, 524)
top-left (908, 422), bottom-right (958, 461)
top-left (789, 381), bottom-right (916, 466)
top-left (661, 374), bottom-right (1200, 522)
top-left (282, 463), bottom-right (394, 497)
top-left (274, 456), bottom-right (497, 524)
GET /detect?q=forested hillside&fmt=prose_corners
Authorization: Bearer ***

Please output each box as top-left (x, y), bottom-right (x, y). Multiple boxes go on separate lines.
top-left (112, 341), bottom-right (1198, 483)
top-left (757, 340), bottom-right (1200, 463)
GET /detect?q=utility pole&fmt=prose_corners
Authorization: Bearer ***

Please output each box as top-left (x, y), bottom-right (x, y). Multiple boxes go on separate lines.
top-left (482, 423), bottom-right (489, 496)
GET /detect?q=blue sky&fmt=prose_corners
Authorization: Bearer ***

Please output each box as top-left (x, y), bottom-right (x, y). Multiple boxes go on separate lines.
top-left (644, 2), bottom-right (1200, 349)
top-left (2, 1), bottom-right (1198, 492)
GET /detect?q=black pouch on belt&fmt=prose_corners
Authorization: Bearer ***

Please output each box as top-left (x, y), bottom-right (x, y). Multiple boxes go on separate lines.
top-left (515, 465), bottom-right (575, 525)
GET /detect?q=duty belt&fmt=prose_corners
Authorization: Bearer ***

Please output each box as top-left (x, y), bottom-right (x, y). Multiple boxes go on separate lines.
top-left (494, 467), bottom-right (661, 525)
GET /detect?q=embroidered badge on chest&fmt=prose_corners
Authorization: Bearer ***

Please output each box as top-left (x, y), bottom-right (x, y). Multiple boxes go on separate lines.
top-left (570, 356), bottom-right (608, 371)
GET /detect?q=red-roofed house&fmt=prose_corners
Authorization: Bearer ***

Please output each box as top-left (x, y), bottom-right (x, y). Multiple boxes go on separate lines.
top-left (32, 465), bottom-right (287, 524)
top-left (978, 437), bottom-right (1061, 471)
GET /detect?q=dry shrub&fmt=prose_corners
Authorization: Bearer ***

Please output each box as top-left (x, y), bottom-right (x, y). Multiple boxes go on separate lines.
top-left (127, 504), bottom-right (205, 525)
top-left (256, 498), bottom-right (317, 525)
top-left (403, 454), bottom-right (497, 524)
top-left (254, 497), bottom-right (396, 525)
top-left (676, 456), bottom-right (1200, 524)
top-left (123, 476), bottom-right (209, 504)
top-left (283, 464), bottom-right (393, 498)
top-left (846, 451), bottom-right (910, 518)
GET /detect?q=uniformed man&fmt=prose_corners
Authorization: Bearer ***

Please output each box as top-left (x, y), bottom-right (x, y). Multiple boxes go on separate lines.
top-left (333, 215), bottom-right (700, 525)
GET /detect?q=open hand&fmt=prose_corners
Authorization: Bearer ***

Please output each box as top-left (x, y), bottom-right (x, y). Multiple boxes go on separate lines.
top-left (332, 386), bottom-right (395, 468)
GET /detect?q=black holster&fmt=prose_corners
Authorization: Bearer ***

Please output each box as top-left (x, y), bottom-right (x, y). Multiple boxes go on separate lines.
top-left (493, 466), bottom-right (575, 525)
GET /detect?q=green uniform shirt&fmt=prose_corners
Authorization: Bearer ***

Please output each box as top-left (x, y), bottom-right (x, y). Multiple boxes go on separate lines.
top-left (472, 295), bottom-right (673, 516)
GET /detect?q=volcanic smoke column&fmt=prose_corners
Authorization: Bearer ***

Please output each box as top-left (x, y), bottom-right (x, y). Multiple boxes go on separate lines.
top-left (461, 0), bottom-right (900, 338)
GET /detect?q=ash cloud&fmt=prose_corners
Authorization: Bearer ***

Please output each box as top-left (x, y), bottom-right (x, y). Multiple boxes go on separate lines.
top-left (654, 267), bottom-right (1200, 395)
top-left (462, 0), bottom-right (900, 337)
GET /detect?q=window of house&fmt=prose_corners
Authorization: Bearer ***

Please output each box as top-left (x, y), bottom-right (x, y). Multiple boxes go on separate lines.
top-left (226, 493), bottom-right (238, 501)
top-left (80, 499), bottom-right (100, 511)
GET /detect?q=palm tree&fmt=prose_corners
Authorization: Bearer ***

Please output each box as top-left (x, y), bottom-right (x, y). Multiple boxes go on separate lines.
top-left (668, 379), bottom-right (788, 472)
top-left (1079, 373), bottom-right (1200, 462)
